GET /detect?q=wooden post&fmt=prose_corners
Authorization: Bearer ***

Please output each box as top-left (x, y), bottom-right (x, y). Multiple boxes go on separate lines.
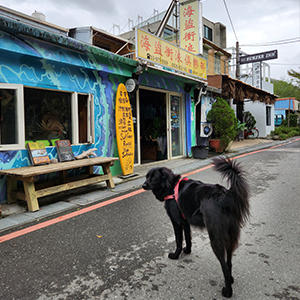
top-left (6, 176), bottom-right (17, 203)
top-left (88, 166), bottom-right (94, 175)
top-left (102, 163), bottom-right (115, 189)
top-left (288, 99), bottom-right (290, 127)
top-left (60, 170), bottom-right (68, 183)
top-left (23, 180), bottom-right (39, 212)
top-left (236, 41), bottom-right (240, 80)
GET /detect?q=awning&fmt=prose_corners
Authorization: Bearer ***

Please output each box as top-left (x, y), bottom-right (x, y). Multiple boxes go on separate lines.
top-left (207, 74), bottom-right (276, 104)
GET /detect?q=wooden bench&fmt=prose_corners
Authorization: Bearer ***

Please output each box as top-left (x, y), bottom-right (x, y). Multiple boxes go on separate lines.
top-left (0, 157), bottom-right (118, 212)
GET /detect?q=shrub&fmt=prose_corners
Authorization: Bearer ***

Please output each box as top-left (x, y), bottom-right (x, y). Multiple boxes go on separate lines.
top-left (279, 133), bottom-right (288, 140)
top-left (281, 114), bottom-right (298, 127)
top-left (207, 97), bottom-right (238, 147)
top-left (272, 126), bottom-right (300, 139)
top-left (244, 111), bottom-right (256, 130)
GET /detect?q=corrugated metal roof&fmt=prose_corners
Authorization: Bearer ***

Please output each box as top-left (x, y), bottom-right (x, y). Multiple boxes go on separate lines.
top-left (0, 14), bottom-right (138, 68)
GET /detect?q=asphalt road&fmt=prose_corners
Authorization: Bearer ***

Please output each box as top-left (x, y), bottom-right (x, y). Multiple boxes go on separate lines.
top-left (0, 140), bottom-right (299, 300)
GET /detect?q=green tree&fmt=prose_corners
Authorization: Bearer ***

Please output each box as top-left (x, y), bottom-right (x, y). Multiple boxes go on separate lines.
top-left (272, 79), bottom-right (300, 99)
top-left (207, 97), bottom-right (238, 147)
top-left (288, 69), bottom-right (300, 87)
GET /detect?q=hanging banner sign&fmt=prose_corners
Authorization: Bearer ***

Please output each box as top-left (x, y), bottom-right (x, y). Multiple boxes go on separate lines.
top-left (115, 83), bottom-right (135, 176)
top-left (136, 28), bottom-right (206, 80)
top-left (240, 50), bottom-right (278, 64)
top-left (179, 0), bottom-right (203, 55)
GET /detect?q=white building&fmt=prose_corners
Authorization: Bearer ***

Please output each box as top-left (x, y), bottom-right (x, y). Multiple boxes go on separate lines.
top-left (226, 47), bottom-right (275, 137)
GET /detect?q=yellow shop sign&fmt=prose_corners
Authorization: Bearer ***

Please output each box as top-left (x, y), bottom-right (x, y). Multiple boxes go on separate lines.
top-left (115, 83), bottom-right (135, 176)
top-left (136, 28), bottom-right (206, 80)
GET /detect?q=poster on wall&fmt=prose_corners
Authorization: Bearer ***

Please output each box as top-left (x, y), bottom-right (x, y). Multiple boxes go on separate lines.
top-left (55, 140), bottom-right (75, 162)
top-left (115, 83), bottom-right (135, 176)
top-left (200, 96), bottom-right (213, 138)
top-left (26, 141), bottom-right (50, 165)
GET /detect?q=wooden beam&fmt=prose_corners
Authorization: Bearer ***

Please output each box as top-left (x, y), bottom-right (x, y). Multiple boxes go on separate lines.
top-left (36, 174), bottom-right (110, 198)
top-left (6, 177), bottom-right (17, 203)
top-left (102, 163), bottom-right (115, 188)
top-left (23, 180), bottom-right (39, 212)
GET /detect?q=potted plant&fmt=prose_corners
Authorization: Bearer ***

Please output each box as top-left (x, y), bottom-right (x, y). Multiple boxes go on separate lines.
top-left (207, 97), bottom-right (238, 153)
top-left (236, 120), bottom-right (247, 141)
top-left (243, 111), bottom-right (256, 138)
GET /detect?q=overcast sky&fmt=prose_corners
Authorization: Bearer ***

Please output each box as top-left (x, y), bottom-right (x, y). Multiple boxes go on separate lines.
top-left (1, 0), bottom-right (299, 81)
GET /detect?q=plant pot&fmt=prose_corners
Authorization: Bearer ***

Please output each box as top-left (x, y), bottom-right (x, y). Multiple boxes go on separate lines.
top-left (191, 146), bottom-right (208, 159)
top-left (209, 138), bottom-right (225, 153)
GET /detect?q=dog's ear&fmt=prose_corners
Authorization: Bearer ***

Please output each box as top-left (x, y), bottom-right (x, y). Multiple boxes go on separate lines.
top-left (159, 168), bottom-right (169, 179)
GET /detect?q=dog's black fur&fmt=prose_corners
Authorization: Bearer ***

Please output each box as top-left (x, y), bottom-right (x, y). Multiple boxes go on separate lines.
top-left (142, 157), bottom-right (249, 298)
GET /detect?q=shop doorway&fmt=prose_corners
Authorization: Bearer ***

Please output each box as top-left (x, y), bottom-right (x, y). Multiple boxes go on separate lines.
top-left (139, 89), bottom-right (167, 164)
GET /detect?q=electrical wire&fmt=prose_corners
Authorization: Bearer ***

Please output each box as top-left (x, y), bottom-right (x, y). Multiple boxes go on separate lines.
top-left (269, 63), bottom-right (300, 66)
top-left (222, 0), bottom-right (238, 41)
top-left (241, 38), bottom-right (300, 47)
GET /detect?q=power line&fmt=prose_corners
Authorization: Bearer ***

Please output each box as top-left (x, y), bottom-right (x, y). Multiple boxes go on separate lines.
top-left (269, 63), bottom-right (300, 66)
top-left (241, 38), bottom-right (300, 47)
top-left (222, 0), bottom-right (238, 41)
top-left (261, 37), bottom-right (300, 44)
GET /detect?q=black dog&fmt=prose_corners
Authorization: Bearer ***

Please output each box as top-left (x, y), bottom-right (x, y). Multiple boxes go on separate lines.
top-left (142, 157), bottom-right (249, 298)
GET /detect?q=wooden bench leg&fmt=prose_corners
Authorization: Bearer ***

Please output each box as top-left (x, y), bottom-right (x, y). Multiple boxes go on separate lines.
top-left (23, 180), bottom-right (39, 212)
top-left (102, 163), bottom-right (115, 189)
top-left (88, 166), bottom-right (94, 175)
top-left (6, 176), bottom-right (17, 203)
top-left (60, 170), bottom-right (68, 183)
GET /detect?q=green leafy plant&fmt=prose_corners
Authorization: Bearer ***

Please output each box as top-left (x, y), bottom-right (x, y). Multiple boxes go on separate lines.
top-left (281, 114), bottom-right (298, 127)
top-left (207, 97), bottom-right (238, 148)
top-left (243, 111), bottom-right (256, 131)
top-left (270, 126), bottom-right (300, 140)
top-left (237, 120), bottom-right (247, 131)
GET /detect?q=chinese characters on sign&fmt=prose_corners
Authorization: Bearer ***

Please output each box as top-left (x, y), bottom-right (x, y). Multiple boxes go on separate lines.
top-left (136, 29), bottom-right (206, 80)
top-left (252, 62), bottom-right (261, 89)
top-left (179, 0), bottom-right (202, 55)
top-left (115, 83), bottom-right (135, 175)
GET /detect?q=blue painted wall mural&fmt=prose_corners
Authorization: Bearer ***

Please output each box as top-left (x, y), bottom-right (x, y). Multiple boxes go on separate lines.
top-left (0, 27), bottom-right (196, 203)
top-left (0, 29), bottom-right (136, 202)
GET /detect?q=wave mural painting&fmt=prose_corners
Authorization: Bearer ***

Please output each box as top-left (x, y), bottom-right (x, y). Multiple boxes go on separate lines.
top-left (0, 24), bottom-right (137, 202)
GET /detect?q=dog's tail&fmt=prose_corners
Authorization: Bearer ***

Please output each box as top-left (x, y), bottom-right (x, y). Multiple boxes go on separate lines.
top-left (213, 157), bottom-right (250, 227)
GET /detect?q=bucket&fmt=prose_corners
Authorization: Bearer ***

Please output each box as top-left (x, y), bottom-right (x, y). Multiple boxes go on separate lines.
top-left (191, 146), bottom-right (208, 159)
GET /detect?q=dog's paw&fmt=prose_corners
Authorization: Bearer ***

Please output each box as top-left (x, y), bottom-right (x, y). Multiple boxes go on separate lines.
top-left (222, 287), bottom-right (233, 298)
top-left (168, 252), bottom-right (180, 260)
top-left (183, 247), bottom-right (191, 254)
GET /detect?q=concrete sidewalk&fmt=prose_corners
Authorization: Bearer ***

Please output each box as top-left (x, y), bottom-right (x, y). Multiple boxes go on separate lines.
top-left (0, 138), bottom-right (293, 233)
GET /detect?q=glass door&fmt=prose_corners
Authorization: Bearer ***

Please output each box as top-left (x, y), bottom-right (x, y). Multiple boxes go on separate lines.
top-left (169, 94), bottom-right (184, 158)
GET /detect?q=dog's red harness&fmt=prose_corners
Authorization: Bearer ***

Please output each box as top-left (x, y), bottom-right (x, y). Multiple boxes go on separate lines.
top-left (164, 177), bottom-right (188, 218)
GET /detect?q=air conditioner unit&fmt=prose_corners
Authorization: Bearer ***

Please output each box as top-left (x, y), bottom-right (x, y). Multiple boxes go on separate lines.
top-left (200, 122), bottom-right (213, 138)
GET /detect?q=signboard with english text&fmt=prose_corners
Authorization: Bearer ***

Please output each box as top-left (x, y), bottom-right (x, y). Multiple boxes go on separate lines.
top-left (240, 50), bottom-right (278, 65)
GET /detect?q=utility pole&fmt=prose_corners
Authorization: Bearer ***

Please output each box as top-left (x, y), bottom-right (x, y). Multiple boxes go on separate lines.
top-left (288, 98), bottom-right (290, 127)
top-left (235, 41), bottom-right (243, 124)
top-left (235, 41), bottom-right (240, 80)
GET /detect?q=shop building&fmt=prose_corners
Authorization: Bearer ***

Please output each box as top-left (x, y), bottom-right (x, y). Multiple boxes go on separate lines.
top-left (274, 98), bottom-right (300, 126)
top-left (0, 7), bottom-right (139, 202)
top-left (226, 47), bottom-right (276, 137)
top-left (0, 5), bottom-right (207, 203)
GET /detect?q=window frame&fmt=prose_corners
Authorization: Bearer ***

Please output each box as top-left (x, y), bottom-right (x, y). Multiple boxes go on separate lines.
top-left (204, 25), bottom-right (213, 42)
top-left (214, 54), bottom-right (221, 74)
top-left (0, 83), bottom-right (25, 151)
top-left (0, 84), bottom-right (94, 150)
top-left (71, 92), bottom-right (95, 145)
top-left (266, 106), bottom-right (271, 126)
